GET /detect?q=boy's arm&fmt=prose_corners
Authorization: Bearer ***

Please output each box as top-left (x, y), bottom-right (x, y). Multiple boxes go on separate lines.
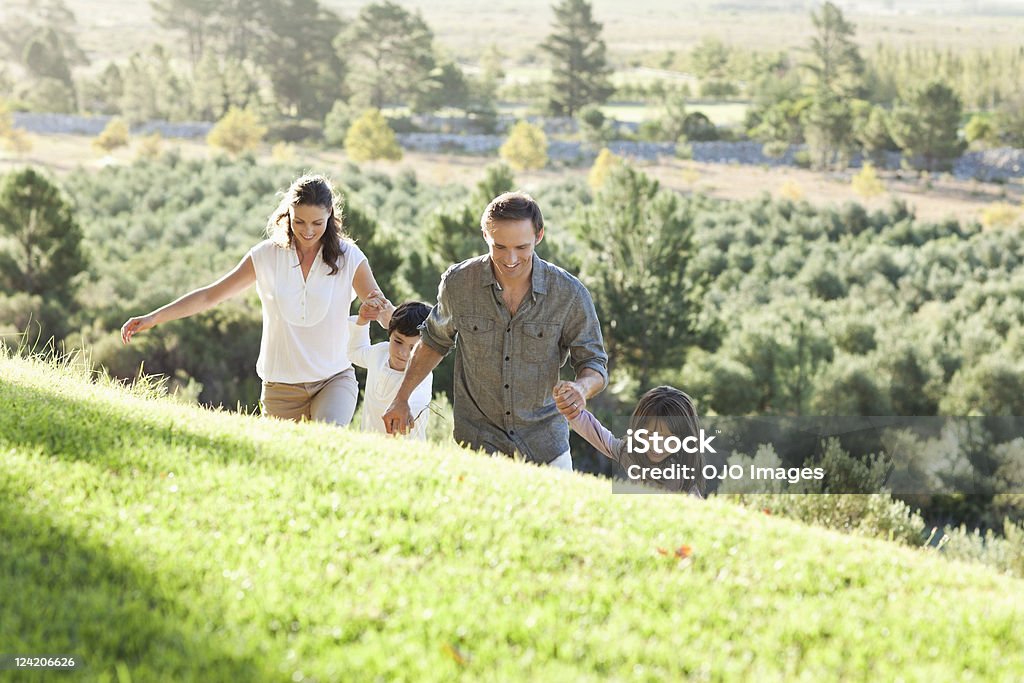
top-left (347, 315), bottom-right (373, 368)
top-left (568, 409), bottom-right (625, 463)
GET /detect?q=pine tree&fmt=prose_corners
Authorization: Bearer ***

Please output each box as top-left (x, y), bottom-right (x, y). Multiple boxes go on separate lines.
top-left (539, 0), bottom-right (614, 118)
top-left (0, 168), bottom-right (85, 302)
top-left (338, 1), bottom-right (436, 109)
top-left (889, 80), bottom-right (965, 171)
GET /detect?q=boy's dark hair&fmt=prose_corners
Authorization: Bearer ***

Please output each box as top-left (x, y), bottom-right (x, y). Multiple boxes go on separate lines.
top-left (388, 301), bottom-right (431, 338)
top-left (480, 191), bottom-right (544, 235)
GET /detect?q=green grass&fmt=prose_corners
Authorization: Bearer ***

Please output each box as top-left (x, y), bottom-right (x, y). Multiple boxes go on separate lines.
top-left (2, 350), bottom-right (1024, 681)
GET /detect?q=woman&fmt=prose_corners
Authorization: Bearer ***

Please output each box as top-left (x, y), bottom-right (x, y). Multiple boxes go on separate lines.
top-left (121, 174), bottom-right (390, 426)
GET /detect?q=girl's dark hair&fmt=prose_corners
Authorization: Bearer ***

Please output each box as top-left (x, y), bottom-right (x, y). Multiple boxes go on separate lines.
top-left (266, 174), bottom-right (350, 275)
top-left (388, 301), bottom-right (431, 338)
top-left (628, 386), bottom-right (706, 496)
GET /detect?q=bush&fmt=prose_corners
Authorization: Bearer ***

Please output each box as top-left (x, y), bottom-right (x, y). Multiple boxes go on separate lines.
top-left (852, 162), bottom-right (885, 198)
top-left (323, 100), bottom-right (353, 147)
top-left (587, 148), bottom-right (623, 192)
top-left (344, 109), bottom-right (402, 163)
top-left (134, 132), bottom-right (163, 161)
top-left (93, 117), bottom-right (130, 153)
top-left (980, 202), bottom-right (1022, 230)
top-left (207, 107), bottom-right (266, 156)
top-left (499, 120), bottom-right (547, 171)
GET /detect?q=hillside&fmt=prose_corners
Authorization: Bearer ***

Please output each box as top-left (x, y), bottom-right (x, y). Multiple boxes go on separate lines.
top-left (2, 351), bottom-right (1023, 681)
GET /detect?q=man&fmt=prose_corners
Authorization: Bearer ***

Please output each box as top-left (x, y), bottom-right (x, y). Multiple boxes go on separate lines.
top-left (383, 191), bottom-right (608, 471)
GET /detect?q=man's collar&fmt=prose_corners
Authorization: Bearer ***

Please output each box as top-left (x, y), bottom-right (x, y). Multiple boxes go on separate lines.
top-left (479, 254), bottom-right (549, 297)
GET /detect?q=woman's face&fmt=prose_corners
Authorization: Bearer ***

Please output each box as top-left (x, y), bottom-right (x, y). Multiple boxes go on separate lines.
top-left (290, 203), bottom-right (331, 248)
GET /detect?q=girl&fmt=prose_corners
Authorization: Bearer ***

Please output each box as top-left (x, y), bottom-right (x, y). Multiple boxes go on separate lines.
top-left (121, 174), bottom-right (391, 426)
top-left (555, 385), bottom-right (706, 496)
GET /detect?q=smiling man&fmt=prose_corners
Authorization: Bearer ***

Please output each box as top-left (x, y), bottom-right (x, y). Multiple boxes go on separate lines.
top-left (383, 191), bottom-right (608, 470)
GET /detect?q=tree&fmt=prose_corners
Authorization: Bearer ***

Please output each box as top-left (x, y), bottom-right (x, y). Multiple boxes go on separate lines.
top-left (344, 109), bottom-right (402, 162)
top-left (539, 0), bottom-right (614, 118)
top-left (499, 121), bottom-right (547, 171)
top-left (415, 60), bottom-right (471, 113)
top-left (857, 105), bottom-right (895, 166)
top-left (207, 107), bottom-right (266, 155)
top-left (259, 0), bottom-right (345, 119)
top-left (577, 104), bottom-right (612, 148)
top-left (889, 80), bottom-right (966, 171)
top-left (801, 2), bottom-right (864, 168)
top-left (803, 1), bottom-right (864, 99)
top-left (803, 90), bottom-right (855, 169)
top-left (568, 165), bottom-right (700, 387)
top-left (338, 1), bottom-right (436, 109)
top-left (120, 46), bottom-right (190, 123)
top-left (23, 28), bottom-right (73, 86)
top-left (0, 168), bottom-right (85, 304)
top-left (80, 62), bottom-right (124, 115)
top-left (964, 113), bottom-right (998, 148)
top-left (324, 100), bottom-right (353, 146)
top-left (150, 0), bottom-right (217, 66)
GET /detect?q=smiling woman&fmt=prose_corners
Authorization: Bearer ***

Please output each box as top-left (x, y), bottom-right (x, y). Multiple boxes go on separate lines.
top-left (119, 174), bottom-right (392, 426)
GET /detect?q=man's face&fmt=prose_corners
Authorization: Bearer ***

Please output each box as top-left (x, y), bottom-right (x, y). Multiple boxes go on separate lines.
top-left (483, 218), bottom-right (543, 284)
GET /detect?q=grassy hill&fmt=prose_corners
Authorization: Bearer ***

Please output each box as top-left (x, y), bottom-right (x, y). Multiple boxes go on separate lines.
top-left (2, 350), bottom-right (1024, 681)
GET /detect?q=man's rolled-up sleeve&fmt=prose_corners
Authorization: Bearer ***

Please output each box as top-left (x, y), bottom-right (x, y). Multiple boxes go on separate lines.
top-left (419, 269), bottom-right (458, 356)
top-left (563, 285), bottom-right (609, 387)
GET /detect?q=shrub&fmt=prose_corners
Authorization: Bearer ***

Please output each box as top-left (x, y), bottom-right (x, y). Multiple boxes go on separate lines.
top-left (852, 162), bottom-right (885, 198)
top-left (207, 107), bottom-right (266, 156)
top-left (499, 120), bottom-right (547, 171)
top-left (344, 109), bottom-right (402, 162)
top-left (93, 117), bottom-right (130, 153)
top-left (587, 148), bottom-right (623, 192)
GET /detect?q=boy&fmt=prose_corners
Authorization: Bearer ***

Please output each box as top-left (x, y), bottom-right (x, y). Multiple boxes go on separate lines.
top-left (349, 300), bottom-right (433, 440)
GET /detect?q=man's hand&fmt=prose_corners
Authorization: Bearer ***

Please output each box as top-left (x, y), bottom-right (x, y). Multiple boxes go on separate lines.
top-left (553, 380), bottom-right (586, 420)
top-left (382, 398), bottom-right (414, 435)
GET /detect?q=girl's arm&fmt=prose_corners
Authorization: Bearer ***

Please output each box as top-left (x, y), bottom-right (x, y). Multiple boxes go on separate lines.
top-left (568, 409), bottom-right (626, 463)
top-left (121, 254), bottom-right (256, 344)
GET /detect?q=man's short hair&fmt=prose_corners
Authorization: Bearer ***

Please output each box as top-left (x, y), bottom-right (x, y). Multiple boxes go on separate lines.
top-left (480, 191), bottom-right (544, 235)
top-left (388, 301), bottom-right (431, 338)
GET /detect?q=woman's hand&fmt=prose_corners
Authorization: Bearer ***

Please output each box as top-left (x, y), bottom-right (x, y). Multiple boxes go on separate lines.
top-left (121, 314), bottom-right (156, 344)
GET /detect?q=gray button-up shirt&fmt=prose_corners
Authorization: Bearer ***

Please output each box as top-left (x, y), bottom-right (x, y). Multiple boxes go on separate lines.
top-left (420, 253), bottom-right (609, 463)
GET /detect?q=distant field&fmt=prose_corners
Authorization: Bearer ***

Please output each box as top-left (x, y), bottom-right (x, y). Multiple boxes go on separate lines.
top-left (601, 102), bottom-right (749, 126)
top-left (7, 1), bottom-right (1024, 68)
top-left (4, 132), bottom-right (1021, 227)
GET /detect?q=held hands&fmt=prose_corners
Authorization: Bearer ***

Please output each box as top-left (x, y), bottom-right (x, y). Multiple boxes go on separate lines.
top-left (553, 380), bottom-right (586, 420)
top-left (120, 314), bottom-right (156, 344)
top-left (359, 289), bottom-right (395, 327)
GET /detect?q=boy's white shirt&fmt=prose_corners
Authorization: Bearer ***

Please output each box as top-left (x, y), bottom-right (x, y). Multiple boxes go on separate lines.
top-left (347, 316), bottom-right (432, 441)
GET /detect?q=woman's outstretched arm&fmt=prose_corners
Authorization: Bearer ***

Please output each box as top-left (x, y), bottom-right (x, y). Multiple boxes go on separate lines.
top-left (120, 253), bottom-right (256, 344)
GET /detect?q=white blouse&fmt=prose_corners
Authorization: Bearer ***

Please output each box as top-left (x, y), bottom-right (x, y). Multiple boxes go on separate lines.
top-left (249, 238), bottom-right (366, 383)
